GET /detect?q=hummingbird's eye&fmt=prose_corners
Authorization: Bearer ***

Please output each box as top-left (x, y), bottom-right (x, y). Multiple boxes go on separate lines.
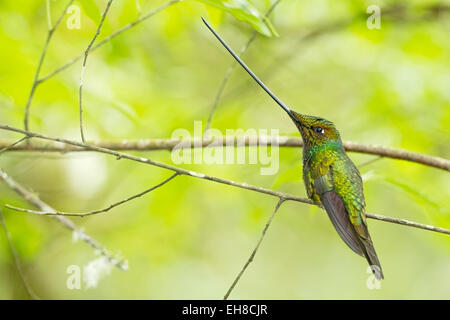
top-left (313, 126), bottom-right (324, 135)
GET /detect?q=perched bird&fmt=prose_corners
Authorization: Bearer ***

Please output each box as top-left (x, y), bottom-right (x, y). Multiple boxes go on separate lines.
top-left (202, 18), bottom-right (384, 280)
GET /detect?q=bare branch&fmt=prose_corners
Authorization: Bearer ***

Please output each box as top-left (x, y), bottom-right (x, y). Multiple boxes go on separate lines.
top-left (24, 0), bottom-right (74, 131)
top-left (0, 135), bottom-right (448, 171)
top-left (39, 0), bottom-right (182, 83)
top-left (224, 198), bottom-right (284, 300)
top-left (23, 0), bottom-right (180, 134)
top-left (6, 173), bottom-right (178, 217)
top-left (0, 125), bottom-right (449, 236)
top-left (205, 0), bottom-right (281, 132)
top-left (366, 212), bottom-right (450, 235)
top-left (223, 190), bottom-right (450, 301)
top-left (0, 168), bottom-right (128, 270)
top-left (343, 141), bottom-right (449, 171)
top-left (358, 156), bottom-right (383, 168)
top-left (0, 208), bottom-right (39, 299)
top-left (0, 136), bottom-right (29, 155)
top-left (79, 0), bottom-right (114, 142)
top-left (46, 0), bottom-right (52, 30)
top-left (0, 125), bottom-right (313, 202)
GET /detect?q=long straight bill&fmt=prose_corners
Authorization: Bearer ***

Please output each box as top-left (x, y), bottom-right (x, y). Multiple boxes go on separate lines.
top-left (201, 17), bottom-right (295, 120)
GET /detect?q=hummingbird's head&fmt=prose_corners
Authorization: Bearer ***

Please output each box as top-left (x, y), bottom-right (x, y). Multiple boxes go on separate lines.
top-left (289, 111), bottom-right (342, 148)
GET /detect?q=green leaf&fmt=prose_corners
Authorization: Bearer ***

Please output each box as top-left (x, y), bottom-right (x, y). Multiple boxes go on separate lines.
top-left (195, 0), bottom-right (276, 36)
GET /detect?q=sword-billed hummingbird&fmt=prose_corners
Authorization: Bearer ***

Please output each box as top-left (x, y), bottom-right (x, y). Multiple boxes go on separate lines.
top-left (202, 18), bottom-right (384, 280)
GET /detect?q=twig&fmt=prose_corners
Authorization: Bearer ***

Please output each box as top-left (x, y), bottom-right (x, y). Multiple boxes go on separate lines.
top-left (0, 168), bottom-right (128, 270)
top-left (223, 188), bottom-right (450, 301)
top-left (79, 0), bottom-right (114, 142)
top-left (46, 0), bottom-right (52, 30)
top-left (0, 125), bottom-right (449, 236)
top-left (366, 212), bottom-right (450, 235)
top-left (224, 198), bottom-right (285, 300)
top-left (358, 156), bottom-right (383, 168)
top-left (0, 208), bottom-right (40, 299)
top-left (0, 136), bottom-right (29, 155)
top-left (0, 134), bottom-right (447, 171)
top-left (346, 141), bottom-right (449, 171)
top-left (23, 0), bottom-right (74, 131)
top-left (0, 126), bottom-right (313, 203)
top-left (39, 0), bottom-right (182, 83)
top-left (6, 173), bottom-right (178, 217)
top-left (205, 0), bottom-right (281, 132)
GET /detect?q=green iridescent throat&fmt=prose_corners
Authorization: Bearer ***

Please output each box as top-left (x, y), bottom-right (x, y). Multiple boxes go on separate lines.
top-left (304, 139), bottom-right (343, 163)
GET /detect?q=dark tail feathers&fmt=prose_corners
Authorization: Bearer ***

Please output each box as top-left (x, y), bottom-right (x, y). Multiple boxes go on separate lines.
top-left (361, 237), bottom-right (384, 280)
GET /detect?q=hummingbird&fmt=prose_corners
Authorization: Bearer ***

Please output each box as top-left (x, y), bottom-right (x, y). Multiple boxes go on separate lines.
top-left (202, 18), bottom-right (384, 280)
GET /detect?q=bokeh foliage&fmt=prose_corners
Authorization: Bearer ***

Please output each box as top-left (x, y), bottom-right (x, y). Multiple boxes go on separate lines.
top-left (0, 0), bottom-right (449, 299)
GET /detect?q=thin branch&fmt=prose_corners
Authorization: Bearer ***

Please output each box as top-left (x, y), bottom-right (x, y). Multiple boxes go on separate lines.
top-left (0, 208), bottom-right (40, 299)
top-left (46, 0), bottom-right (52, 30)
top-left (346, 141), bottom-right (449, 171)
top-left (224, 198), bottom-right (284, 300)
top-left (0, 135), bottom-right (447, 171)
top-left (39, 0), bottom-right (182, 83)
top-left (0, 136), bottom-right (29, 155)
top-left (0, 125), bottom-right (449, 236)
top-left (6, 173), bottom-right (178, 217)
top-left (23, 0), bottom-right (74, 131)
top-left (0, 168), bottom-right (128, 270)
top-left (205, 0), bottom-right (281, 132)
top-left (358, 156), bottom-right (383, 168)
top-left (79, 0), bottom-right (114, 142)
top-left (366, 212), bottom-right (450, 235)
top-left (0, 125), bottom-right (313, 203)
top-left (223, 193), bottom-right (450, 301)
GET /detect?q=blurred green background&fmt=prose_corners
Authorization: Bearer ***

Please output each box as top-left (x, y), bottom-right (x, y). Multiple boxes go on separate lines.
top-left (0, 0), bottom-right (449, 299)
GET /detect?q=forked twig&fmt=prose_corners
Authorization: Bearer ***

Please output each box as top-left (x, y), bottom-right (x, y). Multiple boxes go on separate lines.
top-left (0, 136), bottom-right (29, 155)
top-left (39, 0), bottom-right (182, 83)
top-left (79, 0), bottom-right (114, 142)
top-left (24, 0), bottom-right (74, 131)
